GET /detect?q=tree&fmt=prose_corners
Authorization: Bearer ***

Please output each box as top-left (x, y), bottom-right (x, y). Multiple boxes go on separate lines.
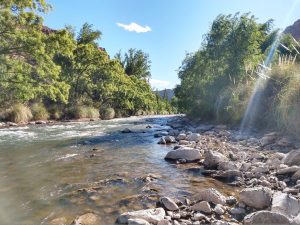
top-left (115, 48), bottom-right (151, 79)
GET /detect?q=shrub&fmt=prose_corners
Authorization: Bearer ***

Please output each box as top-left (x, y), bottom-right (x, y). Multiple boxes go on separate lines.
top-left (5, 103), bottom-right (33, 123)
top-left (31, 103), bottom-right (49, 120)
top-left (100, 107), bottom-right (115, 120)
top-left (47, 105), bottom-right (63, 120)
top-left (65, 106), bottom-right (99, 119)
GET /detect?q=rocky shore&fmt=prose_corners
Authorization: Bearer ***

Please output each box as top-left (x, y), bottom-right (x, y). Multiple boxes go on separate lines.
top-left (114, 116), bottom-right (300, 225)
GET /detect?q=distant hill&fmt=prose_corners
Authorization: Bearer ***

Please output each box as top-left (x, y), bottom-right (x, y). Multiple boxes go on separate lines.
top-left (155, 89), bottom-right (175, 101)
top-left (284, 19), bottom-right (300, 40)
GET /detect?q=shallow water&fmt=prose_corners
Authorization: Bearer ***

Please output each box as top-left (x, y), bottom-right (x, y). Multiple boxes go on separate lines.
top-left (0, 116), bottom-right (234, 225)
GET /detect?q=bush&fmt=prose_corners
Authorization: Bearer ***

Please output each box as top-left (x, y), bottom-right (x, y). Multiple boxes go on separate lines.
top-left (47, 104), bottom-right (63, 120)
top-left (100, 107), bottom-right (115, 120)
top-left (66, 106), bottom-right (99, 119)
top-left (31, 103), bottom-right (49, 120)
top-left (4, 103), bottom-right (33, 123)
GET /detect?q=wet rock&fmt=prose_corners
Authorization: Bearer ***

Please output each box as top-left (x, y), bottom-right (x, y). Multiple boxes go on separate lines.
top-left (49, 217), bottom-right (67, 225)
top-left (128, 218), bottom-right (150, 225)
top-left (122, 128), bottom-right (133, 133)
top-left (117, 208), bottom-right (165, 224)
top-left (7, 122), bottom-right (17, 126)
top-left (164, 136), bottom-right (176, 144)
top-left (71, 213), bottom-right (101, 225)
top-left (239, 187), bottom-right (272, 209)
top-left (158, 137), bottom-right (166, 144)
top-left (160, 197), bottom-right (179, 211)
top-left (192, 201), bottom-right (212, 213)
top-left (230, 207), bottom-right (245, 215)
top-left (35, 120), bottom-right (47, 124)
top-left (165, 148), bottom-right (201, 162)
top-left (243, 211), bottom-right (290, 225)
top-left (194, 188), bottom-right (227, 205)
top-left (186, 133), bottom-right (201, 142)
top-left (271, 192), bottom-right (300, 217)
top-left (203, 150), bottom-right (227, 169)
top-left (226, 196), bottom-right (237, 205)
top-left (283, 149), bottom-right (300, 166)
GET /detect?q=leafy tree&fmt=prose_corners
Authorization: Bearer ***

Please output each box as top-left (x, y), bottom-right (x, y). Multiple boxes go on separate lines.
top-left (115, 48), bottom-right (151, 79)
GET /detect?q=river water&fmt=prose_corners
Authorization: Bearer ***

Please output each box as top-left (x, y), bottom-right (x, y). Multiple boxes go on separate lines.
top-left (0, 115), bottom-right (232, 225)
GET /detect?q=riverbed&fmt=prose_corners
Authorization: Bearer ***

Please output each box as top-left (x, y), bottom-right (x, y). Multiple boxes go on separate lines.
top-left (0, 115), bottom-right (233, 225)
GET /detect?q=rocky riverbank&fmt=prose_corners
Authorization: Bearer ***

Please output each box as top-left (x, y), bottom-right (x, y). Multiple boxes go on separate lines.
top-left (115, 116), bottom-right (300, 225)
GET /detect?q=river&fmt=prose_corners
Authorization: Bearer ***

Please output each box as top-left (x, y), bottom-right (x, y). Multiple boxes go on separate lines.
top-left (0, 115), bottom-right (231, 225)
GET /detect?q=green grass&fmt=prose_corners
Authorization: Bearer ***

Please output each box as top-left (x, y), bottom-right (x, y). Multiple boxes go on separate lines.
top-left (31, 103), bottom-right (49, 121)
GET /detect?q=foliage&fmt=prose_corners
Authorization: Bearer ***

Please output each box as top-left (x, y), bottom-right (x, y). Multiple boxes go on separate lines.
top-left (115, 48), bottom-right (151, 79)
top-left (175, 13), bottom-right (278, 120)
top-left (65, 105), bottom-right (99, 119)
top-left (30, 103), bottom-right (49, 120)
top-left (4, 103), bottom-right (33, 123)
top-left (100, 107), bottom-right (115, 120)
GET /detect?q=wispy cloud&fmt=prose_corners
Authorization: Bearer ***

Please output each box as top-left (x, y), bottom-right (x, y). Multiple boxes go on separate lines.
top-left (150, 79), bottom-right (170, 89)
top-left (116, 22), bottom-right (151, 33)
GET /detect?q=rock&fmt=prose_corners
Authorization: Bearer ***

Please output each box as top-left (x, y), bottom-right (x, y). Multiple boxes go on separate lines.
top-left (157, 219), bottom-right (172, 225)
top-left (186, 133), bottom-right (201, 142)
top-left (214, 204), bottom-right (225, 215)
top-left (192, 201), bottom-right (212, 213)
top-left (239, 187), bottom-right (272, 209)
top-left (179, 140), bottom-right (189, 145)
top-left (217, 161), bottom-right (238, 171)
top-left (230, 207), bottom-right (246, 215)
top-left (277, 137), bottom-right (293, 147)
top-left (177, 133), bottom-right (187, 140)
top-left (164, 136), bottom-right (176, 144)
top-left (292, 170), bottom-right (300, 180)
top-left (244, 211), bottom-right (290, 225)
top-left (49, 217), bottom-right (67, 225)
top-left (35, 120), bottom-right (47, 124)
top-left (160, 197), bottom-right (179, 211)
top-left (214, 170), bottom-right (242, 179)
top-left (71, 213), bottom-right (101, 225)
top-left (277, 166), bottom-right (300, 175)
top-left (117, 208), bottom-right (165, 224)
top-left (283, 149), bottom-right (300, 166)
top-left (194, 188), bottom-right (227, 205)
top-left (158, 137), bottom-right (166, 144)
top-left (128, 218), bottom-right (151, 225)
top-left (226, 196), bottom-right (237, 205)
top-left (7, 122), bottom-right (17, 126)
top-left (260, 134), bottom-right (277, 147)
top-left (203, 150), bottom-right (227, 169)
top-left (271, 192), bottom-right (300, 217)
top-left (168, 130), bottom-right (180, 137)
top-left (165, 148), bottom-right (201, 162)
top-left (122, 128), bottom-right (133, 133)
top-left (292, 214), bottom-right (300, 225)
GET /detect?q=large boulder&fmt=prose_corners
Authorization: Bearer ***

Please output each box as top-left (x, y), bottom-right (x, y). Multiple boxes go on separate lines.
top-left (277, 166), bottom-right (300, 175)
top-left (244, 211), bottom-right (290, 225)
top-left (71, 213), bottom-right (101, 225)
top-left (194, 188), bottom-right (227, 205)
top-left (160, 197), bottom-right (179, 211)
top-left (117, 208), bottom-right (165, 224)
top-left (283, 149), bottom-right (300, 166)
top-left (239, 187), bottom-right (272, 209)
top-left (203, 150), bottom-right (228, 169)
top-left (164, 148), bottom-right (201, 162)
top-left (272, 192), bottom-right (300, 218)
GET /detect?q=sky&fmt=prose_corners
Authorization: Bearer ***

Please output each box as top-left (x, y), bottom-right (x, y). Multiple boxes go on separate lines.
top-left (43, 0), bottom-right (300, 90)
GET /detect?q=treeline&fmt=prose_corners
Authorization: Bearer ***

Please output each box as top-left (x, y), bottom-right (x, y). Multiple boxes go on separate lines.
top-left (175, 13), bottom-right (300, 134)
top-left (0, 0), bottom-right (175, 123)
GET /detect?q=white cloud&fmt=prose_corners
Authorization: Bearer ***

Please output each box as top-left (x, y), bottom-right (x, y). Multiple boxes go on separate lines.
top-left (150, 79), bottom-right (170, 90)
top-left (116, 22), bottom-right (151, 33)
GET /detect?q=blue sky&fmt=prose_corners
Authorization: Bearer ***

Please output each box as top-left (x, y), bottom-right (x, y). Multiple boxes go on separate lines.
top-left (43, 0), bottom-right (300, 90)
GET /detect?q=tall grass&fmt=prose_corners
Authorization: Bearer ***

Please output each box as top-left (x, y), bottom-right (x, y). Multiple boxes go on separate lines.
top-left (31, 103), bottom-right (49, 121)
top-left (66, 105), bottom-right (100, 119)
top-left (100, 107), bottom-right (115, 120)
top-left (4, 103), bottom-right (33, 123)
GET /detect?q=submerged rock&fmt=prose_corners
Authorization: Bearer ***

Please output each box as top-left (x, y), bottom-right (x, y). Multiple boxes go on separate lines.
top-left (244, 211), bottom-right (290, 225)
top-left (71, 213), bottom-right (101, 225)
top-left (239, 187), bottom-right (272, 209)
top-left (117, 208), bottom-right (165, 224)
top-left (165, 148), bottom-right (201, 162)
